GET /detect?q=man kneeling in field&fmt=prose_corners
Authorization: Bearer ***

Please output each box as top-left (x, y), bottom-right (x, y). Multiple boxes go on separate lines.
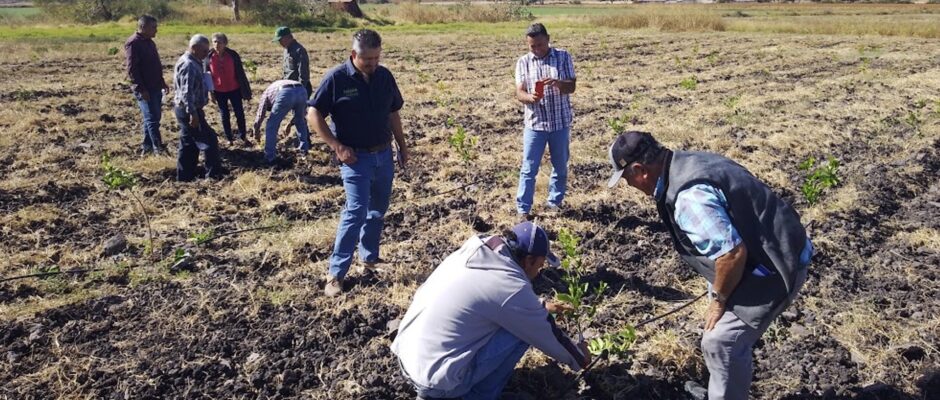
top-left (392, 222), bottom-right (590, 400)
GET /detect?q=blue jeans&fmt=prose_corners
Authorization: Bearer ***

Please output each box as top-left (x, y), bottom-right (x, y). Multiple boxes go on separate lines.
top-left (214, 89), bottom-right (247, 142)
top-left (328, 148), bottom-right (394, 279)
top-left (516, 127), bottom-right (570, 214)
top-left (134, 89), bottom-right (163, 152)
top-left (412, 329), bottom-right (529, 400)
top-left (265, 86), bottom-right (310, 163)
top-left (174, 107), bottom-right (222, 181)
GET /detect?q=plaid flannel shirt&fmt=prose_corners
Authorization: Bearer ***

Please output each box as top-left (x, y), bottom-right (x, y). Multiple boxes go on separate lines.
top-left (173, 53), bottom-right (208, 114)
top-left (515, 48), bottom-right (575, 132)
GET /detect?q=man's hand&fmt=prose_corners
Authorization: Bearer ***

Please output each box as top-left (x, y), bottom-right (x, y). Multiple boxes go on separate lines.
top-left (334, 143), bottom-right (357, 165)
top-left (138, 91), bottom-right (150, 102)
top-left (522, 92), bottom-right (543, 104)
top-left (704, 299), bottom-right (725, 331)
top-left (397, 146), bottom-right (410, 169)
top-left (577, 341), bottom-right (592, 368)
top-left (188, 113), bottom-right (199, 128)
top-left (545, 300), bottom-right (574, 315)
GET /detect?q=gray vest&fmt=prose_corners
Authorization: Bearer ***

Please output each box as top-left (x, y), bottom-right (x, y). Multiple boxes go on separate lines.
top-left (655, 151), bottom-right (808, 328)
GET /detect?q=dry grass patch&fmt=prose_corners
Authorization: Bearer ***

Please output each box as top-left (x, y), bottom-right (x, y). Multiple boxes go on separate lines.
top-left (828, 303), bottom-right (939, 392)
top-left (592, 6), bottom-right (726, 33)
top-left (892, 228), bottom-right (940, 253)
top-left (392, 2), bottom-right (532, 24)
top-left (727, 14), bottom-right (940, 39)
top-left (632, 328), bottom-right (705, 378)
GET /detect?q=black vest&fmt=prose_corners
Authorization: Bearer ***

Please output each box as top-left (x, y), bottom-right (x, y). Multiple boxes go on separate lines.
top-left (655, 151), bottom-right (808, 328)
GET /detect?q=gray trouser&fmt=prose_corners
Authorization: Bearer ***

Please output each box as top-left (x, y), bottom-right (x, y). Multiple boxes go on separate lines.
top-left (701, 268), bottom-right (808, 400)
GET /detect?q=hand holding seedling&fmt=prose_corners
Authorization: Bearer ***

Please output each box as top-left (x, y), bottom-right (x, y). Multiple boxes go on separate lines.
top-left (545, 300), bottom-right (574, 315)
top-left (189, 113), bottom-right (199, 128)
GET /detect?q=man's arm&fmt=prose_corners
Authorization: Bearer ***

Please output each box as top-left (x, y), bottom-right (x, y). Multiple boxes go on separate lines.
top-left (126, 42), bottom-right (146, 98)
top-left (548, 78), bottom-right (576, 95)
top-left (499, 290), bottom-right (587, 370)
top-left (514, 58), bottom-right (541, 105)
top-left (706, 243), bottom-right (748, 331)
top-left (673, 184), bottom-right (746, 331)
top-left (299, 48), bottom-right (311, 88)
top-left (389, 111), bottom-right (408, 167)
top-left (306, 107), bottom-right (356, 164)
top-left (545, 52), bottom-right (576, 94)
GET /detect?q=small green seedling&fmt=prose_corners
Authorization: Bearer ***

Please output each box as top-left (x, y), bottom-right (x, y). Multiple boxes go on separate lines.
top-left (680, 75), bottom-right (698, 90)
top-left (706, 51), bottom-right (720, 66)
top-left (588, 326), bottom-right (636, 358)
top-left (243, 59), bottom-right (258, 81)
top-left (108, 47), bottom-right (119, 56)
top-left (799, 156), bottom-right (840, 205)
top-left (102, 154), bottom-right (137, 190)
top-left (554, 228), bottom-right (607, 340)
top-left (448, 124), bottom-right (478, 163)
top-left (189, 229), bottom-right (215, 245)
top-left (101, 153), bottom-right (154, 261)
top-left (722, 95), bottom-right (741, 110)
top-left (607, 116), bottom-right (626, 135)
top-left (904, 111), bottom-right (921, 135)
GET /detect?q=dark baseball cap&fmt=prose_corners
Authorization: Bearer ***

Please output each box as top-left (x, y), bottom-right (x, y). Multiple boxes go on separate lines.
top-left (607, 131), bottom-right (656, 188)
top-left (273, 26), bottom-right (291, 42)
top-left (511, 221), bottom-right (560, 268)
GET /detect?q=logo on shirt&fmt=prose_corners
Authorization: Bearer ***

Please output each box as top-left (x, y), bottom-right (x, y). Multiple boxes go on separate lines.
top-left (343, 88), bottom-right (359, 97)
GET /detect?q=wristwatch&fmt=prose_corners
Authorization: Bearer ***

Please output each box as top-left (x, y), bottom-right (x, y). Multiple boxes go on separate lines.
top-left (712, 291), bottom-right (728, 304)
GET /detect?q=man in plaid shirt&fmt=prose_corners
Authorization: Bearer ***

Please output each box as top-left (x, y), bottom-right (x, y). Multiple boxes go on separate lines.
top-left (514, 23), bottom-right (576, 220)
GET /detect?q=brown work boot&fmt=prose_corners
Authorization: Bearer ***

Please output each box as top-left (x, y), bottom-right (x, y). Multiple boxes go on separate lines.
top-left (324, 276), bottom-right (343, 297)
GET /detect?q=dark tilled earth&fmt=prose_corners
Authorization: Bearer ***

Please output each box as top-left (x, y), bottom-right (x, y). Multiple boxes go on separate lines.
top-left (1, 29), bottom-right (939, 400)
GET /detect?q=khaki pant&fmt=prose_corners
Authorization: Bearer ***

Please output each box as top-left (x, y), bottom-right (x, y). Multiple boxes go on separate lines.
top-left (702, 268), bottom-right (808, 400)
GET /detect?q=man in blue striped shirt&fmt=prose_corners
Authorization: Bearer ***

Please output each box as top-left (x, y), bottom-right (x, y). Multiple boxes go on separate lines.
top-left (514, 23), bottom-right (576, 220)
top-left (606, 131), bottom-right (813, 400)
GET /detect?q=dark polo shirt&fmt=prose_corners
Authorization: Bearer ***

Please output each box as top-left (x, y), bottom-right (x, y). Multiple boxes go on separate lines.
top-left (309, 58), bottom-right (404, 149)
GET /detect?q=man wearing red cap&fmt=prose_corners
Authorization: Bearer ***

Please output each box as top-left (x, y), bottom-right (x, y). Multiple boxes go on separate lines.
top-left (392, 222), bottom-right (590, 400)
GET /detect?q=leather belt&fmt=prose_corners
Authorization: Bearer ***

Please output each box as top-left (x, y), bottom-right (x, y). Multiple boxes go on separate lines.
top-left (354, 142), bottom-right (391, 153)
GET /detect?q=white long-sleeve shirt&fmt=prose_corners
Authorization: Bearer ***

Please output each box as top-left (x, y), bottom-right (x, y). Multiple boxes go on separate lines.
top-left (391, 235), bottom-right (583, 392)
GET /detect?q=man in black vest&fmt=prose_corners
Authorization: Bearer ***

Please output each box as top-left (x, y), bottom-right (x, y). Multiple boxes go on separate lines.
top-left (605, 131), bottom-right (814, 400)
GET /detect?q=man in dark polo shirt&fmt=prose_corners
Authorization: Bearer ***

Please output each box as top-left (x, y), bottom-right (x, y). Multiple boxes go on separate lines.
top-left (306, 29), bottom-right (408, 297)
top-left (124, 15), bottom-right (170, 156)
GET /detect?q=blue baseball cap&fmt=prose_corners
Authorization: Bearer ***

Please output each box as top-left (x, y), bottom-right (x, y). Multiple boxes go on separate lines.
top-left (511, 222), bottom-right (560, 268)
